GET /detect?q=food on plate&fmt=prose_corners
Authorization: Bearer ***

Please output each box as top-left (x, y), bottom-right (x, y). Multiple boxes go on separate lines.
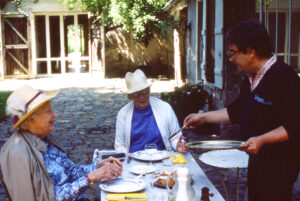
top-left (155, 176), bottom-right (175, 188)
top-left (154, 170), bottom-right (193, 188)
top-left (154, 171), bottom-right (176, 188)
top-left (161, 171), bottom-right (175, 177)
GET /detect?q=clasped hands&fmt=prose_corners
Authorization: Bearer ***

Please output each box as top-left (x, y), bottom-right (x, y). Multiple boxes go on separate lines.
top-left (86, 157), bottom-right (123, 184)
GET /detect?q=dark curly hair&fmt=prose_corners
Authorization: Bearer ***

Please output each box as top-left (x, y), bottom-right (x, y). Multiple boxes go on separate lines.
top-left (225, 20), bottom-right (273, 58)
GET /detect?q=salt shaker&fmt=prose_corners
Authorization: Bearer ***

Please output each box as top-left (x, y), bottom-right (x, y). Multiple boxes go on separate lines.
top-left (170, 167), bottom-right (196, 201)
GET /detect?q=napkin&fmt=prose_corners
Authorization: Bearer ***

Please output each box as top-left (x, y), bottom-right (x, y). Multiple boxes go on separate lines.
top-left (107, 193), bottom-right (147, 201)
top-left (101, 153), bottom-right (126, 160)
top-left (171, 154), bottom-right (187, 164)
top-left (93, 149), bottom-right (125, 162)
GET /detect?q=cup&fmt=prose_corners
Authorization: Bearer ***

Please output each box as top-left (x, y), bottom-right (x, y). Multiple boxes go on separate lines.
top-left (144, 143), bottom-right (157, 166)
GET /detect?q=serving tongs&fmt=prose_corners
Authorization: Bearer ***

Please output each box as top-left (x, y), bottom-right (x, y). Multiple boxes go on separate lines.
top-left (168, 124), bottom-right (187, 140)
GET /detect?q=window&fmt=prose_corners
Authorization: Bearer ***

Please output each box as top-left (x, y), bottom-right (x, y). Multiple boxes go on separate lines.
top-left (257, 0), bottom-right (300, 72)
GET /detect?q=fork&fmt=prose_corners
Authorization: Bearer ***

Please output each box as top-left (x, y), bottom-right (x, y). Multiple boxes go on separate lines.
top-left (134, 170), bottom-right (146, 180)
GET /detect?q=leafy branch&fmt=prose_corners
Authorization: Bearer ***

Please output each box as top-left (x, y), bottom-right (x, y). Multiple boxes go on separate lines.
top-left (61, 0), bottom-right (177, 45)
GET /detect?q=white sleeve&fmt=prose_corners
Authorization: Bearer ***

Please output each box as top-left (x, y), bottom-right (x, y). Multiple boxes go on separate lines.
top-left (167, 104), bottom-right (181, 150)
top-left (114, 110), bottom-right (128, 153)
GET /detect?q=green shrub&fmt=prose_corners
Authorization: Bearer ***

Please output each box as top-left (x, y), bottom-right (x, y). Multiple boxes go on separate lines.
top-left (0, 92), bottom-right (12, 121)
top-left (160, 83), bottom-right (208, 126)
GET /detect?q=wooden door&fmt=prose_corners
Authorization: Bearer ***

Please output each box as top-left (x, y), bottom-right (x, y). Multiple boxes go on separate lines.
top-left (3, 16), bottom-right (30, 77)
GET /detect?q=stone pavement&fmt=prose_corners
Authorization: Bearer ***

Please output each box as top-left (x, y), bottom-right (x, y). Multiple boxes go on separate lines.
top-left (0, 75), bottom-right (299, 201)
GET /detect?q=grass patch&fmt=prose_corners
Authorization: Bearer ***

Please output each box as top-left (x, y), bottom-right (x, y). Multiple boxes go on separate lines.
top-left (0, 91), bottom-right (12, 121)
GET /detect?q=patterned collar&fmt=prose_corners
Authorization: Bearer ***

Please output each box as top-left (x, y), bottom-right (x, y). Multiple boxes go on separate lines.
top-left (248, 55), bottom-right (277, 91)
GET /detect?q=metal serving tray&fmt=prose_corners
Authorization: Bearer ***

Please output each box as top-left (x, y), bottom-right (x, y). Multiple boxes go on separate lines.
top-left (186, 140), bottom-right (245, 150)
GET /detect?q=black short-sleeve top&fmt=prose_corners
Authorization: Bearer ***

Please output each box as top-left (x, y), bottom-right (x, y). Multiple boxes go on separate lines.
top-left (227, 60), bottom-right (300, 167)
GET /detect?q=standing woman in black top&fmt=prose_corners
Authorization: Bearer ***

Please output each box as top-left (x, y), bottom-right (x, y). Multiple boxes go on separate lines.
top-left (184, 20), bottom-right (300, 201)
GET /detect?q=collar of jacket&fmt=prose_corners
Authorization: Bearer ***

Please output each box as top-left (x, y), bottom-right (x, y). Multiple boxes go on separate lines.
top-left (19, 131), bottom-right (48, 152)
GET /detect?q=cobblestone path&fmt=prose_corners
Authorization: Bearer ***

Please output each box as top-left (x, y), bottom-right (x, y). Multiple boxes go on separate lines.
top-left (0, 77), bottom-right (299, 201)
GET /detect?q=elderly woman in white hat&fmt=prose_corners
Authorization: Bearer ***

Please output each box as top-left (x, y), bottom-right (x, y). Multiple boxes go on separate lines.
top-left (114, 69), bottom-right (188, 153)
top-left (0, 85), bottom-right (122, 201)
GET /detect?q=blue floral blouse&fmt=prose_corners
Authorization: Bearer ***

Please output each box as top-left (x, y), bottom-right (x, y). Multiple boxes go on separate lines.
top-left (42, 142), bottom-right (97, 201)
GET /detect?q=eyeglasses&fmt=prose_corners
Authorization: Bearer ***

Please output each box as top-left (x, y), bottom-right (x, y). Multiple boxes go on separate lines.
top-left (225, 49), bottom-right (239, 58)
top-left (131, 89), bottom-right (149, 98)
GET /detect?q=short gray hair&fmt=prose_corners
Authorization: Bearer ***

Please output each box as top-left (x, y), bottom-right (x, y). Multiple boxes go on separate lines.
top-left (18, 108), bottom-right (41, 131)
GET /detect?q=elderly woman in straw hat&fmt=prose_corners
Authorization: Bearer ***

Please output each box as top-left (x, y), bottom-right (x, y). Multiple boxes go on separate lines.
top-left (0, 85), bottom-right (122, 201)
top-left (114, 69), bottom-right (188, 153)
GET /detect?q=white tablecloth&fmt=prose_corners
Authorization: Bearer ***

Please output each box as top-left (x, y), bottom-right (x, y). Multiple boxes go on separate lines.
top-left (98, 152), bottom-right (225, 201)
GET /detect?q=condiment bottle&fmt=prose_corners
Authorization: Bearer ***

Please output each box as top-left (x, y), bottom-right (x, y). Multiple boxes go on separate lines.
top-left (201, 187), bottom-right (214, 201)
top-left (170, 167), bottom-right (196, 201)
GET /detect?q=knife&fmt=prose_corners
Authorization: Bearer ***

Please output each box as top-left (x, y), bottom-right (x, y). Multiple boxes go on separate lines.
top-left (168, 124), bottom-right (187, 140)
top-left (107, 195), bottom-right (147, 200)
top-left (126, 153), bottom-right (132, 164)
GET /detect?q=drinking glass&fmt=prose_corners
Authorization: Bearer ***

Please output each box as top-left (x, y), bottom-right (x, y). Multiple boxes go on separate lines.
top-left (146, 173), bottom-right (156, 201)
top-left (166, 176), bottom-right (174, 201)
top-left (144, 143), bottom-right (157, 166)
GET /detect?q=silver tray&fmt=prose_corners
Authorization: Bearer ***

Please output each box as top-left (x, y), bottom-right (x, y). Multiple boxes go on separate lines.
top-left (186, 140), bottom-right (245, 150)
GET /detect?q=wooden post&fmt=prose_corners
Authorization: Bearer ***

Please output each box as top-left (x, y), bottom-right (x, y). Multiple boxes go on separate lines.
top-left (174, 11), bottom-right (183, 87)
top-left (74, 14), bottom-right (80, 74)
top-left (101, 25), bottom-right (105, 77)
top-left (60, 15), bottom-right (65, 74)
top-left (88, 13), bottom-right (91, 74)
top-left (200, 0), bottom-right (207, 82)
top-left (0, 13), bottom-right (4, 80)
top-left (27, 15), bottom-right (33, 78)
top-left (174, 28), bottom-right (181, 86)
top-left (45, 14), bottom-right (51, 75)
top-left (30, 14), bottom-right (37, 77)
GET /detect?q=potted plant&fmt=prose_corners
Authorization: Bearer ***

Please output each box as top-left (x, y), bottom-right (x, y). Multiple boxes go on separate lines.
top-left (0, 92), bottom-right (11, 121)
top-left (161, 83), bottom-right (208, 126)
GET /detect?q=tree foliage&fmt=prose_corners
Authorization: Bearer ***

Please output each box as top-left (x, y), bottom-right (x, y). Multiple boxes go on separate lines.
top-left (60, 0), bottom-right (176, 45)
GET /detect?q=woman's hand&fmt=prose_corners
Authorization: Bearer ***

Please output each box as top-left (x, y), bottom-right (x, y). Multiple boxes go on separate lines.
top-left (96, 156), bottom-right (123, 168)
top-left (176, 136), bottom-right (189, 153)
top-left (87, 162), bottom-right (123, 183)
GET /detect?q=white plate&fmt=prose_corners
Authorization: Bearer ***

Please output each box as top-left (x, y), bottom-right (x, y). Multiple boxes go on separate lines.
top-left (99, 177), bottom-right (147, 193)
top-left (129, 165), bottom-right (157, 175)
top-left (131, 150), bottom-right (169, 161)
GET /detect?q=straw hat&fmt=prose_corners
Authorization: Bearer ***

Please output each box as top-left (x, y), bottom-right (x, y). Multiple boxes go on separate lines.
top-left (6, 85), bottom-right (58, 130)
top-left (124, 69), bottom-right (151, 94)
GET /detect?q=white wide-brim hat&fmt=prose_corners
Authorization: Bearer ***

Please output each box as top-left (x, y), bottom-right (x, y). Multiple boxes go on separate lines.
top-left (124, 69), bottom-right (152, 94)
top-left (6, 85), bottom-right (58, 130)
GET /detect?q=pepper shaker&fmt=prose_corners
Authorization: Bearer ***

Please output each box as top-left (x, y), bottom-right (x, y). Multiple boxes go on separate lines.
top-left (200, 187), bottom-right (214, 201)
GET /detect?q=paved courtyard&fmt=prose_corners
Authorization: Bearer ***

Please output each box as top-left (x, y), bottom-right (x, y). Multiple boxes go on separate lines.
top-left (0, 75), bottom-right (299, 201)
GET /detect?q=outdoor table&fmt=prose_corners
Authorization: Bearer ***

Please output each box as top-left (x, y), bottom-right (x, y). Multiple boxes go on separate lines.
top-left (98, 151), bottom-right (225, 201)
top-left (199, 149), bottom-right (249, 201)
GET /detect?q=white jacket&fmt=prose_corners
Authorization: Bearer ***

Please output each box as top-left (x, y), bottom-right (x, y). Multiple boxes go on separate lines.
top-left (114, 97), bottom-right (181, 152)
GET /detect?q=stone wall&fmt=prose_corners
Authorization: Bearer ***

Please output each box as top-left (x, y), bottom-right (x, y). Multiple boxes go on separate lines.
top-left (105, 28), bottom-right (174, 78)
